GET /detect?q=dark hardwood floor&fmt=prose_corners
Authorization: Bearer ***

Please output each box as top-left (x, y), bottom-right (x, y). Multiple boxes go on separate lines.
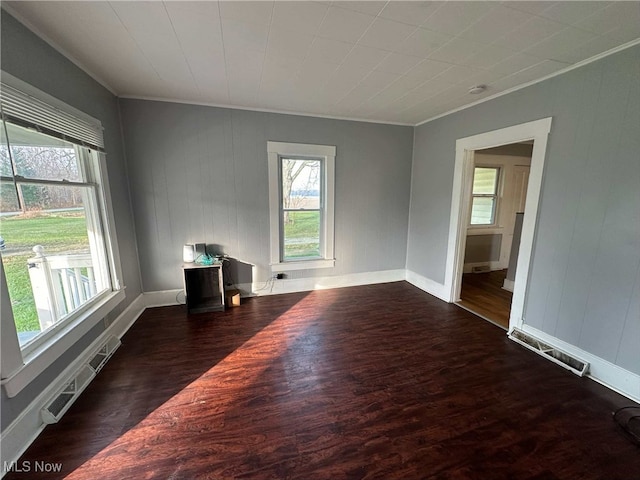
top-left (7, 282), bottom-right (639, 479)
top-left (459, 270), bottom-right (513, 329)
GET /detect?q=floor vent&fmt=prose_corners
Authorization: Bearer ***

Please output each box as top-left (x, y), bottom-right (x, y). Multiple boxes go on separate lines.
top-left (88, 336), bottom-right (121, 373)
top-left (41, 365), bottom-right (94, 424)
top-left (508, 328), bottom-right (589, 376)
top-left (41, 336), bottom-right (121, 425)
top-left (472, 265), bottom-right (491, 273)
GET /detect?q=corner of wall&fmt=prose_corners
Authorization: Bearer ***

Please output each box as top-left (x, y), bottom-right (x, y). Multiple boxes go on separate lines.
top-left (116, 99), bottom-right (144, 295)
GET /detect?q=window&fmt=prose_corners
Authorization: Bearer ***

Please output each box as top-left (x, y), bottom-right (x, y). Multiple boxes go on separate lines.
top-left (0, 75), bottom-right (123, 393)
top-left (281, 157), bottom-right (322, 260)
top-left (267, 142), bottom-right (335, 271)
top-left (470, 166), bottom-right (500, 225)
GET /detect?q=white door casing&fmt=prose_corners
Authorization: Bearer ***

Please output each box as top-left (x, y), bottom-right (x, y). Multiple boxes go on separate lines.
top-left (443, 118), bottom-right (552, 332)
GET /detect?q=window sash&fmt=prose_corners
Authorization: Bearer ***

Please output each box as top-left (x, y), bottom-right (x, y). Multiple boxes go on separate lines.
top-left (470, 196), bottom-right (497, 225)
top-left (279, 156), bottom-right (325, 262)
top-left (472, 166), bottom-right (499, 195)
top-left (281, 208), bottom-right (323, 262)
top-left (470, 166), bottom-right (500, 226)
top-left (1, 118), bottom-right (113, 353)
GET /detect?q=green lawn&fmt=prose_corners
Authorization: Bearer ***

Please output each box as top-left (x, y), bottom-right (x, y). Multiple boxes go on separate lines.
top-left (284, 210), bottom-right (321, 260)
top-left (0, 212), bottom-right (89, 333)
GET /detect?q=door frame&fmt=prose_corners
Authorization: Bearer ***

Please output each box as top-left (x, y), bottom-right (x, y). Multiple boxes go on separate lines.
top-left (442, 118), bottom-right (552, 332)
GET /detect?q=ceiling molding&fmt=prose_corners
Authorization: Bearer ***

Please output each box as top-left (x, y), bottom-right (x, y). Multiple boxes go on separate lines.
top-left (117, 95), bottom-right (414, 127)
top-left (415, 37), bottom-right (640, 127)
top-left (4, 3), bottom-right (639, 127)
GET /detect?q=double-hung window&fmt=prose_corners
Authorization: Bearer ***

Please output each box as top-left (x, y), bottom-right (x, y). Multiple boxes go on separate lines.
top-left (469, 166), bottom-right (500, 226)
top-left (0, 75), bottom-right (123, 395)
top-left (267, 142), bottom-right (335, 271)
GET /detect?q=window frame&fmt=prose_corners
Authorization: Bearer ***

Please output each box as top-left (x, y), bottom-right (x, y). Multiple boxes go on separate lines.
top-left (0, 73), bottom-right (124, 397)
top-left (267, 141), bottom-right (335, 272)
top-left (279, 156), bottom-right (324, 262)
top-left (469, 165), bottom-right (501, 227)
top-left (1, 141), bottom-right (111, 356)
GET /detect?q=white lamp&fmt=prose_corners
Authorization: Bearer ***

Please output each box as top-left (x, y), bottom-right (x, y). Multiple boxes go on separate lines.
top-left (183, 244), bottom-right (195, 263)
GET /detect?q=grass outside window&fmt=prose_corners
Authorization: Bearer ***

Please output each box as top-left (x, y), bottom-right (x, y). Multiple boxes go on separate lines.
top-left (283, 211), bottom-right (321, 260)
top-left (0, 211), bottom-right (89, 333)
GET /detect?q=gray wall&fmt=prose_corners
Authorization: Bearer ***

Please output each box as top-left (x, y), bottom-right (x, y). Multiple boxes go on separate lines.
top-left (464, 235), bottom-right (502, 264)
top-left (119, 99), bottom-right (414, 292)
top-left (407, 45), bottom-right (640, 374)
top-left (0, 12), bottom-right (142, 428)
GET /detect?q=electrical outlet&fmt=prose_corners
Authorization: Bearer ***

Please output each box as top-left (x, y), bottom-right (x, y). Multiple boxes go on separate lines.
top-left (275, 273), bottom-right (285, 280)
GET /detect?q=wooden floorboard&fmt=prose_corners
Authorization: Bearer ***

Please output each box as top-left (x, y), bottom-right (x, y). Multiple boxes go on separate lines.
top-left (459, 270), bottom-right (512, 329)
top-left (6, 282), bottom-right (639, 479)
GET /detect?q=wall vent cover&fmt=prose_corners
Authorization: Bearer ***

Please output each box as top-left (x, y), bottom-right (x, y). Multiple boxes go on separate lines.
top-left (41, 365), bottom-right (95, 424)
top-left (508, 328), bottom-right (589, 376)
top-left (40, 336), bottom-right (121, 425)
top-left (472, 265), bottom-right (491, 273)
top-left (88, 336), bottom-right (121, 373)
top-left (47, 389), bottom-right (74, 419)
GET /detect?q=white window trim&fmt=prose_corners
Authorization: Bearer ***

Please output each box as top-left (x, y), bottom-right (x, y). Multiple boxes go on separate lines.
top-left (0, 73), bottom-right (125, 397)
top-left (267, 141), bottom-right (335, 272)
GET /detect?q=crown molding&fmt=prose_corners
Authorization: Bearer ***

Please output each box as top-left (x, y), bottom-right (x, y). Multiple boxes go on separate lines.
top-left (117, 95), bottom-right (414, 127)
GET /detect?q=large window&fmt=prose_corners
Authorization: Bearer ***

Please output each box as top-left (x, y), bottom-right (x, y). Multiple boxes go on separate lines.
top-left (1, 123), bottom-right (111, 353)
top-left (0, 76), bottom-right (123, 393)
top-left (268, 142), bottom-right (335, 271)
top-left (470, 166), bottom-right (500, 226)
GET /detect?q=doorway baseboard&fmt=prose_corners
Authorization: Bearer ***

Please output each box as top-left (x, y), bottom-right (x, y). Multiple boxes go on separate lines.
top-left (502, 279), bottom-right (514, 292)
top-left (455, 302), bottom-right (508, 331)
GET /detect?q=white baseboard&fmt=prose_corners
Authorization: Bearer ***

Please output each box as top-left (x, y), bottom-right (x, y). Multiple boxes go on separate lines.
top-left (108, 294), bottom-right (146, 339)
top-left (502, 278), bottom-right (514, 292)
top-left (520, 324), bottom-right (640, 403)
top-left (405, 270), bottom-right (449, 302)
top-left (0, 294), bottom-right (145, 476)
top-left (241, 269), bottom-right (406, 297)
top-left (141, 270), bottom-right (407, 307)
top-left (143, 289), bottom-right (183, 308)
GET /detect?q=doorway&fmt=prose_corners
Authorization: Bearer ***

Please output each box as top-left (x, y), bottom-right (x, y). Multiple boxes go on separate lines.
top-left (442, 118), bottom-right (552, 333)
top-left (458, 144), bottom-right (532, 329)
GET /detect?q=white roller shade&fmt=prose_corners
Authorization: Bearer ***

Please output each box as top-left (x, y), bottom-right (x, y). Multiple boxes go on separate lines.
top-left (0, 82), bottom-right (105, 151)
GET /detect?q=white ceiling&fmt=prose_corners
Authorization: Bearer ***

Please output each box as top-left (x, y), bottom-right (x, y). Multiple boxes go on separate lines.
top-left (4, 1), bottom-right (640, 125)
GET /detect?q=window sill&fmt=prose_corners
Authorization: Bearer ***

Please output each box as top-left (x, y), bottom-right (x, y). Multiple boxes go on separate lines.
top-left (1, 289), bottom-right (125, 398)
top-left (271, 259), bottom-right (335, 272)
top-left (467, 225), bottom-right (503, 232)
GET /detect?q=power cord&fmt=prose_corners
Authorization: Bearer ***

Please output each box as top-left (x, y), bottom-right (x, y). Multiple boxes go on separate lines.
top-left (255, 275), bottom-right (277, 292)
top-left (220, 256), bottom-right (236, 289)
top-left (175, 290), bottom-right (186, 305)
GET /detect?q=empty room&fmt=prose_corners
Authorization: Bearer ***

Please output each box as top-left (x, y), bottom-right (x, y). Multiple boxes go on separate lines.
top-left (1, 1), bottom-right (639, 478)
